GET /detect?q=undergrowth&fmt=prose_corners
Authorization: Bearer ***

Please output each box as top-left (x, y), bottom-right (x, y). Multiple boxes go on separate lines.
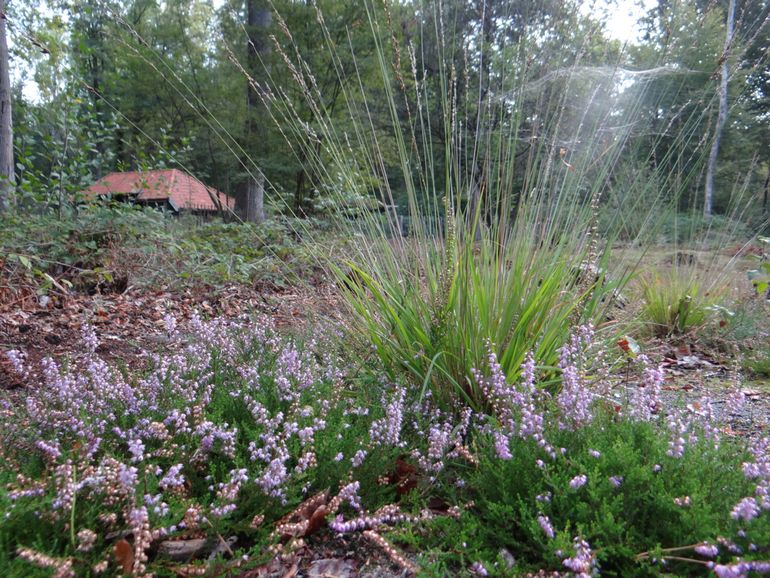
top-left (0, 203), bottom-right (324, 295)
top-left (1, 317), bottom-right (768, 577)
top-left (638, 268), bottom-right (723, 337)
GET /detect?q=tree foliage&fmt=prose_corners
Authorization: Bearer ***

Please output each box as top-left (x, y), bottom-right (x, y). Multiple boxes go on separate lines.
top-left (1, 0), bottom-right (768, 224)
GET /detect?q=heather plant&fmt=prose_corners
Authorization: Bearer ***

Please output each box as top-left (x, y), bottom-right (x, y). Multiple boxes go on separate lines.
top-left (2, 320), bottom-right (769, 577)
top-left (0, 317), bottom-right (401, 575)
top-left (375, 327), bottom-right (770, 577)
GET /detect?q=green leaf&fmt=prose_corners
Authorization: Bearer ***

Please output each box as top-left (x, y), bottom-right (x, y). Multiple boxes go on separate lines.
top-left (18, 255), bottom-right (32, 270)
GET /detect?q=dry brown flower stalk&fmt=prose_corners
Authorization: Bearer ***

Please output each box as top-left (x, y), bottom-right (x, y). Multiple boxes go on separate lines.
top-left (250, 513), bottom-right (265, 528)
top-left (16, 547), bottom-right (74, 578)
top-left (175, 564), bottom-right (208, 576)
top-left (76, 528), bottom-right (98, 552)
top-left (183, 505), bottom-right (203, 531)
top-left (362, 530), bottom-right (418, 576)
top-left (130, 507), bottom-right (153, 576)
top-left (452, 443), bottom-right (479, 466)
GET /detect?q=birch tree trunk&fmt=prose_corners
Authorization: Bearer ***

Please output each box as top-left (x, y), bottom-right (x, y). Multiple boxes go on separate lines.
top-left (243, 0), bottom-right (270, 224)
top-left (0, 1), bottom-right (14, 213)
top-left (703, 0), bottom-right (736, 218)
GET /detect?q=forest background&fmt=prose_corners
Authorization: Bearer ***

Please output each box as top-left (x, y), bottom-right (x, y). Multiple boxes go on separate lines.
top-left (0, 0), bottom-right (768, 233)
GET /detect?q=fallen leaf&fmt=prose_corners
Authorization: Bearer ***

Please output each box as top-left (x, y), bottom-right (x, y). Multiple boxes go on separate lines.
top-left (114, 538), bottom-right (134, 574)
top-left (306, 504), bottom-right (328, 537)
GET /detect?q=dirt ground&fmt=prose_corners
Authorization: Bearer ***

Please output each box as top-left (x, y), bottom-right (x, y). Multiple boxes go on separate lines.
top-left (0, 280), bottom-right (343, 390)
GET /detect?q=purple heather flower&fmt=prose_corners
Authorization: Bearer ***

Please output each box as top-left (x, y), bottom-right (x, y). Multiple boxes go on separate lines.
top-left (556, 327), bottom-right (597, 429)
top-left (352, 449), bottom-right (367, 467)
top-left (609, 476), bottom-right (623, 488)
top-left (731, 497), bottom-right (760, 522)
top-left (369, 386), bottom-right (406, 447)
top-left (537, 514), bottom-right (555, 539)
top-left (666, 410), bottom-right (690, 458)
top-left (159, 464), bottom-right (185, 490)
top-left (426, 423), bottom-right (452, 469)
top-left (256, 458), bottom-right (289, 499)
top-left (569, 474), bottom-right (588, 489)
top-left (81, 324), bottom-right (99, 353)
top-left (337, 481), bottom-right (362, 510)
top-left (712, 563), bottom-right (749, 578)
top-left (128, 439), bottom-right (145, 463)
top-left (118, 464), bottom-right (138, 491)
top-left (494, 431), bottom-right (512, 460)
top-left (694, 543), bottom-right (719, 558)
top-left (563, 536), bottom-right (597, 576)
top-left (717, 537), bottom-right (744, 554)
top-left (589, 449), bottom-right (601, 458)
top-left (163, 313), bottom-right (178, 337)
top-left (35, 440), bottom-right (61, 460)
top-left (470, 561), bottom-right (489, 576)
top-left (628, 356), bottom-right (664, 422)
top-left (5, 349), bottom-right (26, 375)
top-left (725, 388), bottom-right (746, 417)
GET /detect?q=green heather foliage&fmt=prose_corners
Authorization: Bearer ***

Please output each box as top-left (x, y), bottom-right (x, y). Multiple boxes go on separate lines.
top-left (1, 319), bottom-right (768, 576)
top-left (404, 419), bottom-right (765, 577)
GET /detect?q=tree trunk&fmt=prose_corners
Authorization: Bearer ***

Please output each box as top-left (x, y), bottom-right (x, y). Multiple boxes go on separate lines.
top-left (245, 171), bottom-right (265, 223)
top-left (703, 0), bottom-right (736, 218)
top-left (243, 0), bottom-right (270, 224)
top-left (0, 0), bottom-right (14, 213)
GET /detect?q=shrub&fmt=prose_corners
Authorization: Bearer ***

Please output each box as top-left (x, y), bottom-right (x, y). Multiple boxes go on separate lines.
top-left (382, 326), bottom-right (770, 577)
top-left (0, 203), bottom-right (320, 293)
top-left (0, 317), bottom-right (401, 575)
top-left (2, 321), bottom-right (768, 577)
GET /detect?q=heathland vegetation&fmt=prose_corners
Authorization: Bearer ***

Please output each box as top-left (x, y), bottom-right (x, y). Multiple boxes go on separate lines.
top-left (0, 0), bottom-right (769, 576)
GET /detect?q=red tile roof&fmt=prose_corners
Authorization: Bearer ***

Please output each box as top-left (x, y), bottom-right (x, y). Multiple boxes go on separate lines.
top-left (82, 169), bottom-right (235, 212)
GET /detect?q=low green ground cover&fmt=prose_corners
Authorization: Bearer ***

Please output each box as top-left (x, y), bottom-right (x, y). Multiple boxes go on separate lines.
top-left (0, 204), bottom-right (325, 294)
top-left (1, 316), bottom-right (768, 577)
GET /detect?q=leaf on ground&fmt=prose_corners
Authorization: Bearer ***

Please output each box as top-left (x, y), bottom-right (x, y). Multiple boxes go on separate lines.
top-left (114, 538), bottom-right (134, 574)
